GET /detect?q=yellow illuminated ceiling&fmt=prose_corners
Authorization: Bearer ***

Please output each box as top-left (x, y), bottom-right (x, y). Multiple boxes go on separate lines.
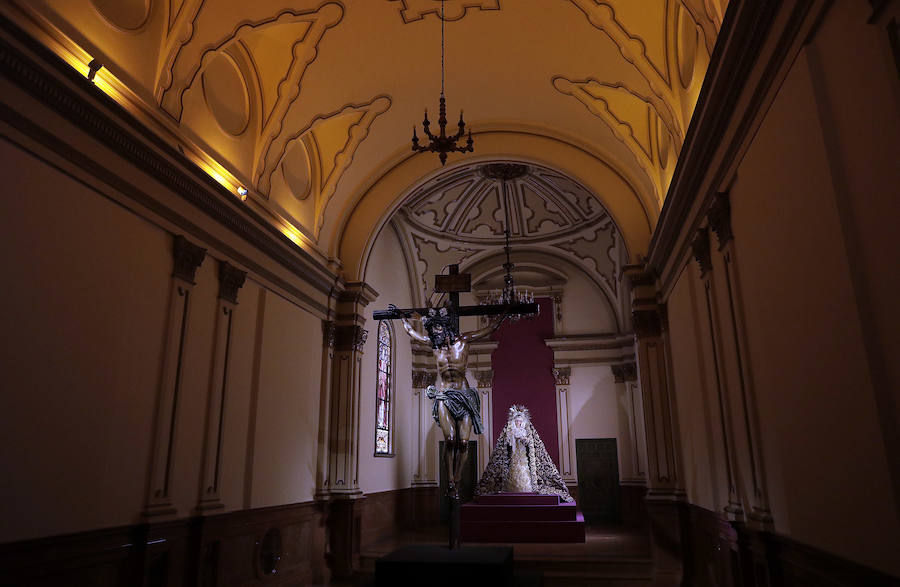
top-left (2, 0), bottom-right (727, 270)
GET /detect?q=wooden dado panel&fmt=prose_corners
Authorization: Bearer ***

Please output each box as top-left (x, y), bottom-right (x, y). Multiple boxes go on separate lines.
top-left (680, 503), bottom-right (900, 587)
top-left (0, 502), bottom-right (327, 586)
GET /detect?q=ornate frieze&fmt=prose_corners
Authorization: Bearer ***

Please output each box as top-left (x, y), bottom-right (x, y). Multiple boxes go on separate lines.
top-left (691, 227), bottom-right (712, 277)
top-left (217, 261), bottom-right (247, 304)
top-left (172, 235), bottom-right (206, 283)
top-left (552, 367), bottom-right (571, 386)
top-left (708, 192), bottom-right (733, 250)
top-left (611, 362), bottom-right (638, 383)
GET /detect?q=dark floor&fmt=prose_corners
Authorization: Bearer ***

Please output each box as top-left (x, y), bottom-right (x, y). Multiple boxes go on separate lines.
top-left (321, 523), bottom-right (653, 586)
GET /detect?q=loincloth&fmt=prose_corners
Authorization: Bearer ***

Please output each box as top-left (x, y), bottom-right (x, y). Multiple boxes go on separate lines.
top-left (425, 385), bottom-right (483, 435)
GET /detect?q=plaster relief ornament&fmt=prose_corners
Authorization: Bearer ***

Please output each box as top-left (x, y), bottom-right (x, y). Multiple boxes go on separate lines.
top-left (476, 404), bottom-right (574, 502)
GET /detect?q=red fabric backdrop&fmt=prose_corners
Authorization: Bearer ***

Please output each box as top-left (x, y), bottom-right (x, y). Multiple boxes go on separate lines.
top-left (490, 297), bottom-right (559, 466)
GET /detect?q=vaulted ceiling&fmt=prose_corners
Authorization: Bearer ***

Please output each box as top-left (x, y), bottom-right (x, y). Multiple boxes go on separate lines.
top-left (3, 0), bottom-right (727, 278)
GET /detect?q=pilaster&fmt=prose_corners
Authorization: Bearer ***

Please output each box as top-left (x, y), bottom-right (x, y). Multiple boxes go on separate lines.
top-left (552, 367), bottom-right (575, 484)
top-left (612, 361), bottom-right (647, 484)
top-left (708, 192), bottom-right (774, 529)
top-left (196, 261), bottom-right (246, 513)
top-left (319, 282), bottom-right (376, 580)
top-left (692, 226), bottom-right (746, 521)
top-left (473, 368), bottom-right (494, 476)
top-left (143, 235), bottom-right (206, 518)
top-left (624, 265), bottom-right (682, 500)
top-left (624, 264), bottom-right (687, 586)
top-left (411, 368), bottom-right (438, 486)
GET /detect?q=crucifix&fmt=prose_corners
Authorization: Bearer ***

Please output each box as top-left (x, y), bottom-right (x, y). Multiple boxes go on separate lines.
top-left (374, 264), bottom-right (537, 549)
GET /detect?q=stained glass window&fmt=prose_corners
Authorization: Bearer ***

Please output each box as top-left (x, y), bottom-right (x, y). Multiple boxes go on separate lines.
top-left (375, 320), bottom-right (393, 455)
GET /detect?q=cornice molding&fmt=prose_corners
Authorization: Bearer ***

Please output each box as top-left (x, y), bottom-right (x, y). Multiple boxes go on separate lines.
top-left (647, 0), bottom-right (821, 292)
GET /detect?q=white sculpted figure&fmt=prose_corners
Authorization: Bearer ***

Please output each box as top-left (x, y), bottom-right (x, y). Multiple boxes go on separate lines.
top-left (476, 404), bottom-right (573, 502)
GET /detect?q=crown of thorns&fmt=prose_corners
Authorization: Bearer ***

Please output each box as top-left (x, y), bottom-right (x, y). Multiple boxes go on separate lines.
top-left (507, 404), bottom-right (531, 423)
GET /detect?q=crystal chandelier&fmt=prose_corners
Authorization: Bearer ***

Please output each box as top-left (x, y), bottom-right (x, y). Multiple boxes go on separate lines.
top-left (411, 0), bottom-right (473, 165)
top-left (479, 164), bottom-right (535, 321)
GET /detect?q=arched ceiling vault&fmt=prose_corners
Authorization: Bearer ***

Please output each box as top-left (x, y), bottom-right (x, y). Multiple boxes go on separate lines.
top-left (384, 160), bottom-right (629, 332)
top-left (6, 0), bottom-right (728, 276)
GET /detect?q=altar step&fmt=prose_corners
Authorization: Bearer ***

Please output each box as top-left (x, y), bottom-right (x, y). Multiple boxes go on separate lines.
top-left (460, 493), bottom-right (586, 543)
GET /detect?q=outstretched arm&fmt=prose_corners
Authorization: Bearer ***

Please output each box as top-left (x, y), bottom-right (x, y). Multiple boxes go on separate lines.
top-left (390, 304), bottom-right (429, 344)
top-left (460, 312), bottom-right (506, 343)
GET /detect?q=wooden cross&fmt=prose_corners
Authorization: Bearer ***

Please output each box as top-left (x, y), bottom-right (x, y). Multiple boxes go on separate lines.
top-left (372, 264), bottom-right (538, 330)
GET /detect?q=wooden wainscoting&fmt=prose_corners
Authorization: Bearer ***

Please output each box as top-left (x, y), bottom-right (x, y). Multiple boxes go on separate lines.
top-left (682, 503), bottom-right (900, 587)
top-left (359, 486), bottom-right (441, 551)
top-left (0, 502), bottom-right (327, 587)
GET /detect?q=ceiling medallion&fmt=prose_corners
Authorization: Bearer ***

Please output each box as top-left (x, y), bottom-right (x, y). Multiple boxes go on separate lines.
top-left (411, 0), bottom-right (473, 165)
top-left (479, 162), bottom-right (529, 181)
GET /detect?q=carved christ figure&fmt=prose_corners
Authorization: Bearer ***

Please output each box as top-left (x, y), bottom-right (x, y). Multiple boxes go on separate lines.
top-left (391, 304), bottom-right (501, 498)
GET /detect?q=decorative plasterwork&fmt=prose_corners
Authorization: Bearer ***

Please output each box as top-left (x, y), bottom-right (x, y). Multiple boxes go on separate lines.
top-left (402, 162), bottom-right (607, 243)
top-left (388, 0), bottom-right (500, 23)
top-left (409, 233), bottom-right (480, 301)
top-left (392, 162), bottom-right (627, 319)
top-left (172, 235), bottom-right (207, 283)
top-left (691, 227), bottom-right (712, 277)
top-left (266, 96), bottom-right (392, 237)
top-left (552, 222), bottom-right (620, 296)
top-left (556, 0), bottom-right (719, 203)
top-left (217, 261), bottom-right (247, 304)
top-left (552, 367), bottom-right (572, 386)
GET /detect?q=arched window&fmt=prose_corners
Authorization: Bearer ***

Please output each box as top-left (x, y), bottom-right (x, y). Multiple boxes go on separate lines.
top-left (374, 320), bottom-right (393, 455)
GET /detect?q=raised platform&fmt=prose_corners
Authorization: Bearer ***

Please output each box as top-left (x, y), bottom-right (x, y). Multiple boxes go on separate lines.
top-left (461, 493), bottom-right (586, 543)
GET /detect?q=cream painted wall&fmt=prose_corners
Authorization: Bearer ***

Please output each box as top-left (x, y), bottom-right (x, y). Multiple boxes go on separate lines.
top-left (248, 291), bottom-right (322, 508)
top-left (0, 140), bottom-right (168, 542)
top-left (559, 271), bottom-right (618, 334)
top-left (218, 280), bottom-right (261, 512)
top-left (666, 264), bottom-right (726, 512)
top-left (663, 28), bottom-right (900, 575)
top-left (568, 365), bottom-right (626, 481)
top-left (359, 226), bottom-right (414, 494)
top-left (0, 128), bottom-right (327, 542)
top-left (728, 46), bottom-right (900, 574)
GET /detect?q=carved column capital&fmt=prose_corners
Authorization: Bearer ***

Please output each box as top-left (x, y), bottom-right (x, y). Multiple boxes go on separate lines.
top-left (322, 320), bottom-right (336, 348)
top-left (334, 324), bottom-right (368, 352)
top-left (611, 362), bottom-right (638, 383)
top-left (708, 192), bottom-right (733, 250)
top-left (172, 235), bottom-right (206, 284)
top-left (633, 306), bottom-right (667, 338)
top-left (691, 227), bottom-right (712, 277)
top-left (552, 366), bottom-right (571, 386)
top-left (412, 370), bottom-right (437, 388)
top-left (217, 261), bottom-right (247, 304)
top-left (474, 369), bottom-right (493, 388)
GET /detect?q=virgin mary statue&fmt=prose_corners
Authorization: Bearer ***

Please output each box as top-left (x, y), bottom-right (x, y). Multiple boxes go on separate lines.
top-left (475, 404), bottom-right (573, 502)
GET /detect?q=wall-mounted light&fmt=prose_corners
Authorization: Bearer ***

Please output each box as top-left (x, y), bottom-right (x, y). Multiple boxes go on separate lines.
top-left (87, 58), bottom-right (102, 82)
top-left (237, 186), bottom-right (248, 200)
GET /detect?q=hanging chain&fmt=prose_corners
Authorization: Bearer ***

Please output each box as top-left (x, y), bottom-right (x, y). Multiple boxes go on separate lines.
top-left (440, 0), bottom-right (445, 96)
